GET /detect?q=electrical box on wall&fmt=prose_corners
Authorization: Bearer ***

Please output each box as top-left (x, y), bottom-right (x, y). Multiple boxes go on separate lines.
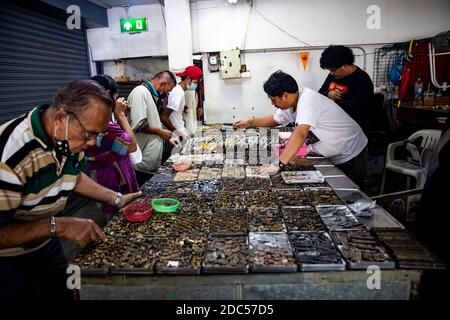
top-left (220, 49), bottom-right (242, 79)
top-left (208, 52), bottom-right (220, 72)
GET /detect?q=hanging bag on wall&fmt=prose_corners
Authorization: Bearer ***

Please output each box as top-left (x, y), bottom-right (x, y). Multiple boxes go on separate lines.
top-left (388, 52), bottom-right (405, 86)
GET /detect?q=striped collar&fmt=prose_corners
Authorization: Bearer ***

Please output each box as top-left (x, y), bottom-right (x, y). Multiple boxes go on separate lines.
top-left (29, 104), bottom-right (52, 151)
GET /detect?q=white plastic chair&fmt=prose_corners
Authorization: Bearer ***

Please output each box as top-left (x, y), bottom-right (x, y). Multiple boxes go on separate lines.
top-left (380, 129), bottom-right (441, 194)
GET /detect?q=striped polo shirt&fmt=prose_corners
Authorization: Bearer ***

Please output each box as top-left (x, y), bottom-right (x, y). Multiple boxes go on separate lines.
top-left (0, 104), bottom-right (85, 257)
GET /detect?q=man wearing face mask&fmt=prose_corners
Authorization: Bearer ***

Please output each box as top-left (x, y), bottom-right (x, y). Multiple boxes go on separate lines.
top-left (0, 80), bottom-right (142, 299)
top-left (128, 70), bottom-right (179, 185)
top-left (161, 66), bottom-right (203, 141)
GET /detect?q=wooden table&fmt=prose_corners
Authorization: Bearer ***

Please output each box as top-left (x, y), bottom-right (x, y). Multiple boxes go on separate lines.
top-left (397, 103), bottom-right (448, 130)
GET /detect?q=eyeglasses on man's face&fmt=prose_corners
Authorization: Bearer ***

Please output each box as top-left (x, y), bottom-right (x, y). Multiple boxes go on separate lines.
top-left (64, 110), bottom-right (104, 141)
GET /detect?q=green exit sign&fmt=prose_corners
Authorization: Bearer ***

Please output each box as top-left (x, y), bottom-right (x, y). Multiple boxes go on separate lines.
top-left (120, 18), bottom-right (147, 33)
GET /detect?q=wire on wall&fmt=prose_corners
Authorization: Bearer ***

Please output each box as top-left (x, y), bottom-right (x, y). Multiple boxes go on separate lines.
top-left (253, 7), bottom-right (312, 47)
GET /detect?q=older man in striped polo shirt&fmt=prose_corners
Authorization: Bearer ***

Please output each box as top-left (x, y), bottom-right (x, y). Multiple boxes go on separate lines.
top-left (0, 80), bottom-right (141, 299)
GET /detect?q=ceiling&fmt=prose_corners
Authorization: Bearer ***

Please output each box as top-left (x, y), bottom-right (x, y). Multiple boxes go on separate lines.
top-left (87, 0), bottom-right (162, 9)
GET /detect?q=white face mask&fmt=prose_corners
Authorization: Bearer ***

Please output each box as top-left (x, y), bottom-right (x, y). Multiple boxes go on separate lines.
top-left (54, 115), bottom-right (71, 157)
top-left (187, 83), bottom-right (197, 91)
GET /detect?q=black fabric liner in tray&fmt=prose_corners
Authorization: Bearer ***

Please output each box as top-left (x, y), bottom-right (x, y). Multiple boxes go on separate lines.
top-left (202, 235), bottom-right (249, 274)
top-left (249, 232), bottom-right (298, 273)
top-left (289, 231), bottom-right (346, 272)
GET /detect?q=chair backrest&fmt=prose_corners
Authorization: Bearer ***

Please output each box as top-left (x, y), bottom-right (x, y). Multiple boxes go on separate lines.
top-left (406, 129), bottom-right (442, 165)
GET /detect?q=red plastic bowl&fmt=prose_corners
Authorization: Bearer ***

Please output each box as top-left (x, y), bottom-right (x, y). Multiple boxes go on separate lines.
top-left (123, 202), bottom-right (153, 222)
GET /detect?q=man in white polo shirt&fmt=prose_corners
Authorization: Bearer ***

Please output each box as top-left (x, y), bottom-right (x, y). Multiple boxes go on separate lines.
top-left (234, 70), bottom-right (368, 187)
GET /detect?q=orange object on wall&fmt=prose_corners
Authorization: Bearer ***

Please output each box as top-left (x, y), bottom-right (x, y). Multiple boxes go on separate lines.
top-left (299, 51), bottom-right (310, 70)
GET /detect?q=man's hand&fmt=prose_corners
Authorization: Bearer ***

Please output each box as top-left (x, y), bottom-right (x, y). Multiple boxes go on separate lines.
top-left (159, 128), bottom-right (173, 140)
top-left (327, 90), bottom-right (343, 101)
top-left (169, 137), bottom-right (180, 146)
top-left (254, 163), bottom-right (280, 176)
top-left (118, 191), bottom-right (142, 209)
top-left (58, 217), bottom-right (107, 248)
top-left (234, 119), bottom-right (252, 129)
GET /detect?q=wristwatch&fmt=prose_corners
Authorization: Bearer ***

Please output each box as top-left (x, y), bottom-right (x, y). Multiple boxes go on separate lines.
top-left (279, 161), bottom-right (287, 171)
top-left (49, 216), bottom-right (57, 238)
top-left (113, 192), bottom-right (123, 208)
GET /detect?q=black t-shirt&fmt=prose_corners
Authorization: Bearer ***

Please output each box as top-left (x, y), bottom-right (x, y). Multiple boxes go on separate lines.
top-left (318, 66), bottom-right (374, 132)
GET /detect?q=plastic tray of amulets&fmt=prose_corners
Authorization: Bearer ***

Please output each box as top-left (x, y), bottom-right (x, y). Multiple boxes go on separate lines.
top-left (315, 205), bottom-right (366, 231)
top-left (154, 235), bottom-right (207, 275)
top-left (270, 174), bottom-right (300, 191)
top-left (109, 237), bottom-right (166, 275)
top-left (373, 229), bottom-right (445, 270)
top-left (170, 208), bottom-right (212, 235)
top-left (209, 208), bottom-right (247, 236)
top-left (281, 206), bottom-right (326, 232)
top-left (289, 231), bottom-right (346, 272)
top-left (71, 240), bottom-right (111, 275)
top-left (248, 208), bottom-right (286, 233)
top-left (140, 181), bottom-right (169, 196)
top-left (331, 230), bottom-right (396, 270)
top-left (202, 236), bottom-right (249, 274)
top-left (276, 189), bottom-right (312, 207)
top-left (281, 171), bottom-right (325, 184)
top-left (249, 232), bottom-right (297, 273)
top-left (303, 187), bottom-right (344, 206)
top-left (246, 191), bottom-right (279, 209)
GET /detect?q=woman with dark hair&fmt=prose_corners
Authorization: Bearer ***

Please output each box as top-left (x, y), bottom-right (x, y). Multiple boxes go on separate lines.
top-left (86, 74), bottom-right (139, 220)
top-left (318, 45), bottom-right (374, 133)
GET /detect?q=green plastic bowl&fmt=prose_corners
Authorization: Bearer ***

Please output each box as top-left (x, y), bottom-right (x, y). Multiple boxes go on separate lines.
top-left (151, 198), bottom-right (180, 213)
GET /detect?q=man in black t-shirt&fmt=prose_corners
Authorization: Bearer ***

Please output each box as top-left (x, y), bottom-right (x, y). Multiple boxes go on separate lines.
top-left (319, 45), bottom-right (374, 133)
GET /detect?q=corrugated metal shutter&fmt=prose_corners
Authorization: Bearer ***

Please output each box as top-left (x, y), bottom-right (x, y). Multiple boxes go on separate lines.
top-left (117, 81), bottom-right (143, 100)
top-left (0, 2), bottom-right (90, 124)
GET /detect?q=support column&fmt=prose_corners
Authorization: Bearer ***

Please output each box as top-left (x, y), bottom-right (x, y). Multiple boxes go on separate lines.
top-left (164, 0), bottom-right (193, 71)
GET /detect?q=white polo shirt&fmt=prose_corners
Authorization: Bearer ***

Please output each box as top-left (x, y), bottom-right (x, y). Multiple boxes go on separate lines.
top-left (167, 84), bottom-right (187, 132)
top-left (273, 87), bottom-right (368, 165)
